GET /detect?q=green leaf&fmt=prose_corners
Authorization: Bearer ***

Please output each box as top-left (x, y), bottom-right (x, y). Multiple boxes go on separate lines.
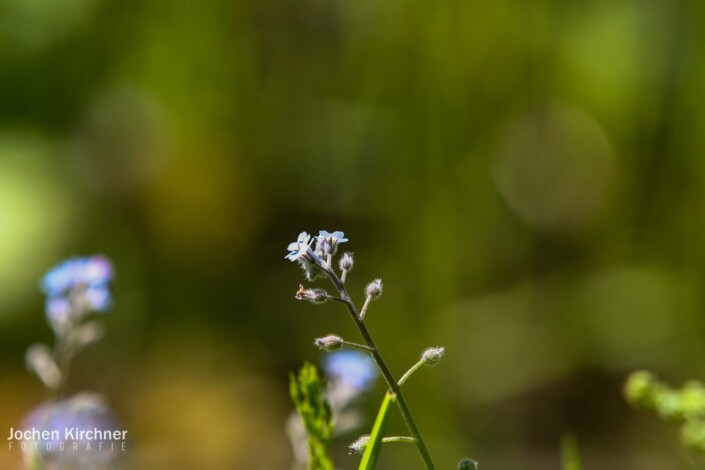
top-left (289, 362), bottom-right (334, 470)
top-left (358, 392), bottom-right (396, 470)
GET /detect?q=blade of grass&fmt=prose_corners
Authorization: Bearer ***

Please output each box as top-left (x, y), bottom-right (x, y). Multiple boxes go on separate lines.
top-left (359, 392), bottom-right (396, 470)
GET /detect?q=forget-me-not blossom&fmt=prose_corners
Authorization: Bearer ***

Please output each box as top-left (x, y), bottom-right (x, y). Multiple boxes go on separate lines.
top-left (316, 230), bottom-right (348, 256)
top-left (323, 350), bottom-right (378, 391)
top-left (41, 256), bottom-right (114, 330)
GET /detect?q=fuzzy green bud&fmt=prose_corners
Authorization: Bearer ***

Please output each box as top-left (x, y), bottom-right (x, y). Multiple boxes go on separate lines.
top-left (314, 335), bottom-right (344, 351)
top-left (422, 347), bottom-right (445, 367)
top-left (339, 252), bottom-right (354, 272)
top-left (457, 458), bottom-right (478, 470)
top-left (295, 285), bottom-right (330, 304)
top-left (365, 279), bottom-right (383, 300)
top-left (348, 435), bottom-right (370, 455)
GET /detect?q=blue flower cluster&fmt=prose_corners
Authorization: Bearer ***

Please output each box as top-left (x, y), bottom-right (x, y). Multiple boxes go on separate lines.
top-left (21, 394), bottom-right (122, 468)
top-left (41, 256), bottom-right (114, 326)
top-left (285, 230), bottom-right (348, 263)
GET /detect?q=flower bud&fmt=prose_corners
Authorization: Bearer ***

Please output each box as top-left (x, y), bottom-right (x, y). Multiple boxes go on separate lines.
top-left (295, 285), bottom-right (329, 304)
top-left (365, 279), bottom-right (383, 300)
top-left (339, 252), bottom-right (354, 272)
top-left (314, 335), bottom-right (344, 351)
top-left (457, 458), bottom-right (478, 470)
top-left (422, 347), bottom-right (445, 367)
top-left (348, 435), bottom-right (370, 455)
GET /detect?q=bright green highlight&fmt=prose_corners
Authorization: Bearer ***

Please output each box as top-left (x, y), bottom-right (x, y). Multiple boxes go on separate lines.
top-left (560, 434), bottom-right (583, 470)
top-left (359, 392), bottom-right (397, 470)
top-left (625, 370), bottom-right (705, 453)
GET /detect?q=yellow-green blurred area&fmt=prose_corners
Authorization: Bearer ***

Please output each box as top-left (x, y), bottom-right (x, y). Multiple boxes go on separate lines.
top-left (1, 0), bottom-right (705, 468)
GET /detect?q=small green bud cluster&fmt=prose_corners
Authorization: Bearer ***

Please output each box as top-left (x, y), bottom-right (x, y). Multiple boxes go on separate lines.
top-left (625, 370), bottom-right (705, 452)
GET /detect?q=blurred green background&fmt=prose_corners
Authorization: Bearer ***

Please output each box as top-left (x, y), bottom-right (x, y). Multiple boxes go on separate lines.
top-left (1, 0), bottom-right (704, 468)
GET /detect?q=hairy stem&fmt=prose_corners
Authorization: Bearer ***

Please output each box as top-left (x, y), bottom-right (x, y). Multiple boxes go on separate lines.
top-left (398, 359), bottom-right (425, 387)
top-left (322, 267), bottom-right (436, 470)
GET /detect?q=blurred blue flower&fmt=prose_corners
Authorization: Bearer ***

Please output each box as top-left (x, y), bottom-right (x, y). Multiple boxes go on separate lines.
top-left (42, 256), bottom-right (113, 296)
top-left (323, 350), bottom-right (378, 391)
top-left (285, 232), bottom-right (314, 262)
top-left (41, 256), bottom-right (114, 327)
top-left (317, 230), bottom-right (348, 255)
top-left (22, 394), bottom-right (122, 469)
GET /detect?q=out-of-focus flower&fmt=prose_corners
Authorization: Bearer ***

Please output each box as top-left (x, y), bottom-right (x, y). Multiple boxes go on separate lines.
top-left (285, 232), bottom-right (314, 262)
top-left (40, 256), bottom-right (114, 333)
top-left (316, 230), bottom-right (348, 256)
top-left (323, 350), bottom-right (378, 391)
top-left (21, 393), bottom-right (123, 470)
top-left (42, 256), bottom-right (113, 297)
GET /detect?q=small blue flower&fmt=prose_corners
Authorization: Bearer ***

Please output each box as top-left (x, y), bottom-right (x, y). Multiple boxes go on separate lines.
top-left (285, 232), bottom-right (314, 262)
top-left (41, 256), bottom-right (114, 326)
top-left (317, 230), bottom-right (348, 255)
top-left (323, 350), bottom-right (378, 391)
top-left (41, 256), bottom-right (113, 296)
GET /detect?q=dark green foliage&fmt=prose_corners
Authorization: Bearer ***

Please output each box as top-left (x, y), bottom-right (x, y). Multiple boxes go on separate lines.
top-left (289, 362), bottom-right (334, 470)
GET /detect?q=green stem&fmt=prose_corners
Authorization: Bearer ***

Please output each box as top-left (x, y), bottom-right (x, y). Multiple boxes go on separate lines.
top-left (340, 340), bottom-right (375, 353)
top-left (382, 436), bottom-right (417, 445)
top-left (323, 267), bottom-right (436, 470)
top-left (398, 359), bottom-right (425, 387)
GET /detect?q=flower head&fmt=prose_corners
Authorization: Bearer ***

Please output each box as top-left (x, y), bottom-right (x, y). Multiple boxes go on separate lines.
top-left (316, 230), bottom-right (348, 255)
top-left (323, 350), bottom-right (378, 391)
top-left (21, 394), bottom-right (122, 469)
top-left (41, 256), bottom-right (113, 297)
top-left (285, 232), bottom-right (314, 262)
top-left (41, 256), bottom-right (114, 331)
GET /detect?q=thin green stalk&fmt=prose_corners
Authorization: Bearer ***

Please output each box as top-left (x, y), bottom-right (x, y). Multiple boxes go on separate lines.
top-left (398, 359), bottom-right (425, 387)
top-left (322, 267), bottom-right (436, 470)
top-left (340, 340), bottom-right (375, 353)
top-left (382, 436), bottom-right (417, 445)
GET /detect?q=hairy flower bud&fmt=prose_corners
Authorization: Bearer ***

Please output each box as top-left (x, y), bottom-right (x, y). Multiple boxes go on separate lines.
top-left (348, 435), bottom-right (370, 455)
top-left (339, 252), bottom-right (354, 272)
top-left (314, 335), bottom-right (344, 351)
top-left (422, 347), bottom-right (445, 367)
top-left (295, 285), bottom-right (329, 304)
top-left (365, 279), bottom-right (383, 300)
top-left (457, 458), bottom-right (478, 470)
